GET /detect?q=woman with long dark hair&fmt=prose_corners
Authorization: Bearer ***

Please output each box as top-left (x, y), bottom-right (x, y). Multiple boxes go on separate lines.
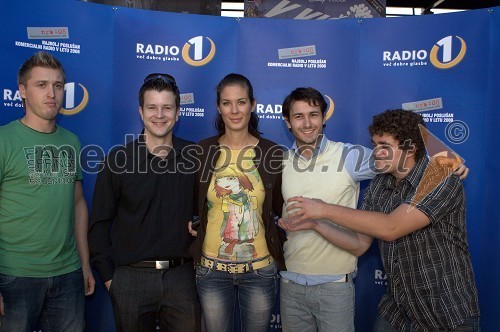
top-left (190, 73), bottom-right (285, 332)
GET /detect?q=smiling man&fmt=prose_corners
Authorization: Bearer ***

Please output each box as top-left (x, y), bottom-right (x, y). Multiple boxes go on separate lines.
top-left (279, 87), bottom-right (375, 332)
top-left (88, 74), bottom-right (200, 331)
top-left (282, 109), bottom-right (479, 331)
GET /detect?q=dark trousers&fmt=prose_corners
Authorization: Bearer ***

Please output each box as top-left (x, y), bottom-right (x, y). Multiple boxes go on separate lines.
top-left (109, 262), bottom-right (201, 332)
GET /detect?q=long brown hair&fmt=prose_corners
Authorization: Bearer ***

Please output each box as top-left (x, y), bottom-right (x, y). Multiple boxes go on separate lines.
top-left (214, 73), bottom-right (261, 138)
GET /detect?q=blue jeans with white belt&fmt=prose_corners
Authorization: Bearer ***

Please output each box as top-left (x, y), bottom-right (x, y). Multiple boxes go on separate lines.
top-left (196, 261), bottom-right (277, 332)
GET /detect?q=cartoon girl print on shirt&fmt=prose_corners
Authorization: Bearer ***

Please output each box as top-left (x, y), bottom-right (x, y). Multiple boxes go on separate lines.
top-left (213, 164), bottom-right (259, 261)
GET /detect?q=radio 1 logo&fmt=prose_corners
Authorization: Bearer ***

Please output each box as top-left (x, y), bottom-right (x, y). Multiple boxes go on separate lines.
top-left (374, 269), bottom-right (387, 286)
top-left (3, 82), bottom-right (89, 116)
top-left (383, 35), bottom-right (467, 69)
top-left (136, 35), bottom-right (216, 67)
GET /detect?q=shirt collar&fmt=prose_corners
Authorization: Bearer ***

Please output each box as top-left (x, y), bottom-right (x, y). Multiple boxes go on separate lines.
top-left (405, 156), bottom-right (429, 188)
top-left (290, 134), bottom-right (328, 159)
top-left (384, 156), bottom-right (429, 189)
top-left (132, 133), bottom-right (182, 165)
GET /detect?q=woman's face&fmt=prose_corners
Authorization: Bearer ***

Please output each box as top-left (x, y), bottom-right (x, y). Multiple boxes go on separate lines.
top-left (216, 175), bottom-right (240, 193)
top-left (217, 84), bottom-right (255, 134)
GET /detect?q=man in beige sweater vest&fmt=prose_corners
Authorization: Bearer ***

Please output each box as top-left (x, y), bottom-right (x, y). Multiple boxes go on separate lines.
top-left (281, 109), bottom-right (476, 331)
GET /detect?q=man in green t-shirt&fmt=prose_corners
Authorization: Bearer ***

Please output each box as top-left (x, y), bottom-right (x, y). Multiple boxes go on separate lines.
top-left (0, 51), bottom-right (95, 331)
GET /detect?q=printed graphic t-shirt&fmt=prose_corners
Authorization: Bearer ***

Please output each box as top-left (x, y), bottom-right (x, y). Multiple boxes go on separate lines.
top-left (0, 120), bottom-right (82, 277)
top-left (202, 147), bottom-right (269, 262)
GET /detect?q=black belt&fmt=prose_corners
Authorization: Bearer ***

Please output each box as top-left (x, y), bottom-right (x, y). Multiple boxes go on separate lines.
top-left (128, 258), bottom-right (192, 270)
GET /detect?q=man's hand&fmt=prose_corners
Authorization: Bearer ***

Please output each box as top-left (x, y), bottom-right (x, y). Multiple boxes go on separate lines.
top-left (82, 263), bottom-right (96, 296)
top-left (188, 221), bottom-right (198, 237)
top-left (454, 163), bottom-right (469, 180)
top-left (104, 280), bottom-right (112, 291)
top-left (286, 196), bottom-right (326, 223)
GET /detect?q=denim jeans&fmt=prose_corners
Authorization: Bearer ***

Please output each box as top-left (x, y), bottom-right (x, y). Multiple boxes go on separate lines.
top-left (195, 261), bottom-right (277, 332)
top-left (0, 269), bottom-right (84, 332)
top-left (280, 276), bottom-right (355, 332)
top-left (109, 262), bottom-right (200, 332)
top-left (373, 313), bottom-right (481, 332)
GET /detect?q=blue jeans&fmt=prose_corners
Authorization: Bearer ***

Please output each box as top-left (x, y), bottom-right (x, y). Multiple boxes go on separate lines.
top-left (280, 276), bottom-right (355, 332)
top-left (0, 269), bottom-right (84, 332)
top-left (195, 261), bottom-right (277, 332)
top-left (373, 313), bottom-right (481, 332)
top-left (109, 262), bottom-right (200, 332)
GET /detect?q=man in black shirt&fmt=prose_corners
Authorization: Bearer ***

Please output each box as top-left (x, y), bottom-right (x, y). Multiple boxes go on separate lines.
top-left (89, 73), bottom-right (200, 331)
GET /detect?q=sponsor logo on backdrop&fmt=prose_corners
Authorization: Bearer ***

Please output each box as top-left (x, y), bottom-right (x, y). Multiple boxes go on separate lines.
top-left (268, 44), bottom-right (327, 70)
top-left (180, 93), bottom-right (195, 105)
top-left (182, 36), bottom-right (216, 66)
top-left (402, 97), bottom-right (454, 124)
top-left (382, 35), bottom-right (466, 69)
top-left (27, 27), bottom-right (69, 39)
top-left (60, 83), bottom-right (89, 115)
top-left (136, 36), bottom-right (216, 67)
top-left (15, 40), bottom-right (81, 54)
top-left (278, 45), bottom-right (317, 59)
top-left (3, 89), bottom-right (23, 108)
top-left (256, 94), bottom-right (334, 121)
top-left (15, 27), bottom-right (80, 54)
top-left (269, 314), bottom-right (282, 329)
top-left (3, 83), bottom-right (88, 116)
top-left (403, 97), bottom-right (443, 113)
top-left (374, 269), bottom-right (387, 286)
top-left (403, 97), bottom-right (469, 144)
top-left (256, 103), bottom-right (282, 120)
top-left (179, 93), bottom-right (205, 117)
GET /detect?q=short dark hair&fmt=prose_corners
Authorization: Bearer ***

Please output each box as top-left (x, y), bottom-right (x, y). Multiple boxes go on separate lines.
top-left (369, 109), bottom-right (427, 161)
top-left (282, 87), bottom-right (327, 119)
top-left (18, 51), bottom-right (65, 86)
top-left (139, 73), bottom-right (180, 108)
top-left (214, 73), bottom-right (260, 138)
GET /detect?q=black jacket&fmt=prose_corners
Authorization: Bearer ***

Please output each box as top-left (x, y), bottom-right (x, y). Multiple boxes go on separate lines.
top-left (190, 136), bottom-right (286, 270)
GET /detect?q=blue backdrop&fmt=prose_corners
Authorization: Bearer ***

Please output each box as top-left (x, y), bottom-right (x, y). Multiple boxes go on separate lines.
top-left (1, 1), bottom-right (498, 330)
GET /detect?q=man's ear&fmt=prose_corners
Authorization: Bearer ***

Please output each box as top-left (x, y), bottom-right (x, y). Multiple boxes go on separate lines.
top-left (284, 117), bottom-right (291, 129)
top-left (19, 84), bottom-right (26, 99)
top-left (138, 107), bottom-right (144, 121)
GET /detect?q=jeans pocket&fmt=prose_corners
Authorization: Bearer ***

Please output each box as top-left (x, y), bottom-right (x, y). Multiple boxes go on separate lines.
top-left (0, 273), bottom-right (17, 288)
top-left (254, 261), bottom-right (277, 279)
top-left (195, 265), bottom-right (211, 278)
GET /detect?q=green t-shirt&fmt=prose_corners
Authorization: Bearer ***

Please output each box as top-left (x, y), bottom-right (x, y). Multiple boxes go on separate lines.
top-left (0, 120), bottom-right (82, 277)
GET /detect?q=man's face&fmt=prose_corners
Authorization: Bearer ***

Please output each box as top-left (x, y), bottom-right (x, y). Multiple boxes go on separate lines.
top-left (371, 133), bottom-right (409, 176)
top-left (19, 66), bottom-right (65, 122)
top-left (285, 100), bottom-right (325, 149)
top-left (139, 89), bottom-right (179, 141)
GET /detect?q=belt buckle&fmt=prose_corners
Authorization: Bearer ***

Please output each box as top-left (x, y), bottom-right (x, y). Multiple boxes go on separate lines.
top-left (156, 261), bottom-right (170, 269)
top-left (226, 263), bottom-right (239, 274)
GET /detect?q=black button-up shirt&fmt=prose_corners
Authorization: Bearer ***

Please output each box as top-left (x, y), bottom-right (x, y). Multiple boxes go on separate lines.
top-left (362, 157), bottom-right (480, 331)
top-left (89, 135), bottom-right (196, 282)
